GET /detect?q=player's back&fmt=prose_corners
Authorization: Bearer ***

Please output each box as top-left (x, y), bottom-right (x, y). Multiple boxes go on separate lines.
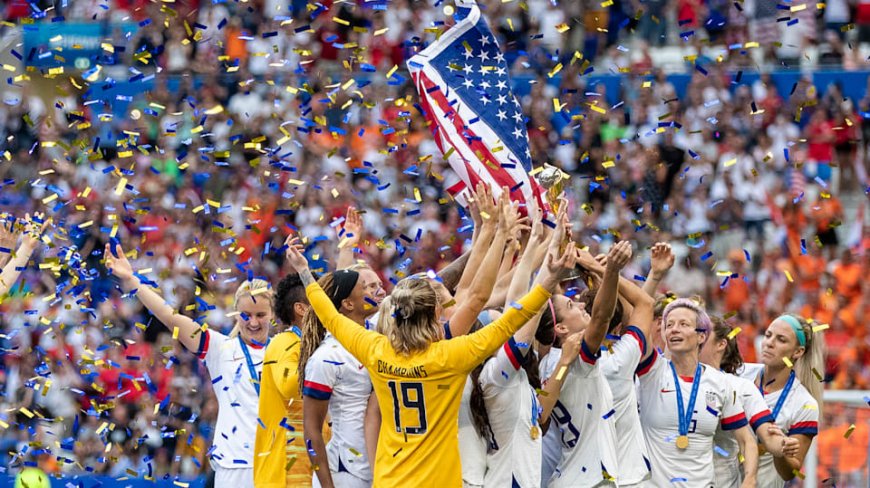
top-left (365, 337), bottom-right (471, 487)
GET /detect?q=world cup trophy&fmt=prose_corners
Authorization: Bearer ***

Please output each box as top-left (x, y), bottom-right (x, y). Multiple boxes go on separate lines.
top-left (537, 163), bottom-right (587, 281)
top-left (537, 163), bottom-right (567, 215)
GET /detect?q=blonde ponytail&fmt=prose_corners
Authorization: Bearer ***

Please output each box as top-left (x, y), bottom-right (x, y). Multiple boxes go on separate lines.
top-left (791, 315), bottom-right (826, 414)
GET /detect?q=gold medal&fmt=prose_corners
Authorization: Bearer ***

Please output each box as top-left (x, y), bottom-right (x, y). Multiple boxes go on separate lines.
top-left (676, 435), bottom-right (689, 449)
top-left (530, 425), bottom-right (541, 440)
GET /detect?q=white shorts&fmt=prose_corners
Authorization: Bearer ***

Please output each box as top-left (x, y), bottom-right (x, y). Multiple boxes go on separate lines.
top-left (620, 482), bottom-right (650, 488)
top-left (214, 466), bottom-right (254, 488)
top-left (312, 470), bottom-right (371, 488)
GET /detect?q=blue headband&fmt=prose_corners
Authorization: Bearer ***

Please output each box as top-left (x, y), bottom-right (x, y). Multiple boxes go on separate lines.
top-left (777, 315), bottom-right (806, 347)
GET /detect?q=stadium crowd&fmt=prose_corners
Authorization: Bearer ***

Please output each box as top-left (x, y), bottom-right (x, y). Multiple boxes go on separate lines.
top-left (0, 0), bottom-right (868, 483)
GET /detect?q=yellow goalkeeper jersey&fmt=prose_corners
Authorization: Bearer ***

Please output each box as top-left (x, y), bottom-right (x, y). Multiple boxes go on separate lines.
top-left (306, 282), bottom-right (550, 487)
top-left (253, 329), bottom-right (309, 488)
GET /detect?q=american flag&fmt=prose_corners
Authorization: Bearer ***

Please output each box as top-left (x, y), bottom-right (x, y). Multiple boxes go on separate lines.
top-left (407, 1), bottom-right (544, 210)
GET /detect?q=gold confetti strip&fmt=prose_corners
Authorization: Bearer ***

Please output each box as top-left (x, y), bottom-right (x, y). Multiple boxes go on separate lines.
top-left (844, 424), bottom-right (856, 439)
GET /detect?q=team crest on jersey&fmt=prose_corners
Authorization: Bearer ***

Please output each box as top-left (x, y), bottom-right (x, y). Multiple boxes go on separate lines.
top-left (706, 391), bottom-right (719, 411)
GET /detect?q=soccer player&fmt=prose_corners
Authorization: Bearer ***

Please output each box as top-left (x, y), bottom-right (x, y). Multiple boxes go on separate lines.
top-left (285, 234), bottom-right (573, 487)
top-left (105, 242), bottom-right (274, 488)
top-left (739, 315), bottom-right (825, 487)
top-left (470, 206), bottom-right (564, 487)
top-left (541, 240), bottom-right (632, 487)
top-left (297, 265), bottom-right (383, 488)
top-left (636, 298), bottom-right (755, 487)
top-left (701, 316), bottom-right (801, 487)
top-left (570, 243), bottom-right (662, 488)
top-left (254, 272), bottom-right (311, 488)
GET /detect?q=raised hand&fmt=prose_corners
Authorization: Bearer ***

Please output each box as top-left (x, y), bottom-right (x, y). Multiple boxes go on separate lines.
top-left (104, 242), bottom-right (135, 284)
top-left (650, 242), bottom-right (675, 277)
top-left (341, 206), bottom-right (363, 248)
top-left (499, 191), bottom-right (529, 236)
top-left (474, 183), bottom-right (497, 223)
top-left (0, 216), bottom-right (16, 252)
top-left (538, 240), bottom-right (576, 293)
top-left (526, 207), bottom-right (546, 246)
top-left (284, 236), bottom-right (309, 273)
top-left (575, 247), bottom-right (603, 274)
top-left (21, 213), bottom-right (49, 250)
top-left (607, 241), bottom-right (632, 271)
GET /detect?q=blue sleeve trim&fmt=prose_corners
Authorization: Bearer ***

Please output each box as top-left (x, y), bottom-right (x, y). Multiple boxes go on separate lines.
top-left (302, 387), bottom-right (332, 400)
top-left (579, 339), bottom-right (600, 365)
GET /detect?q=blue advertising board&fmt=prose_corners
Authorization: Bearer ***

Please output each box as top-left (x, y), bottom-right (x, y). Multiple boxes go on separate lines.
top-left (21, 22), bottom-right (138, 69)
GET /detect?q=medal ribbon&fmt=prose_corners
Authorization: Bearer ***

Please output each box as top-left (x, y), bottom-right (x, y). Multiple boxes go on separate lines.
top-left (239, 335), bottom-right (269, 396)
top-left (669, 361), bottom-right (702, 439)
top-left (760, 369), bottom-right (795, 420)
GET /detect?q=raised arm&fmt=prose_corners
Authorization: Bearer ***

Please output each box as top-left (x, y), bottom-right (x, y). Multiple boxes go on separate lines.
top-left (642, 242), bottom-right (675, 297)
top-left (448, 190), bottom-right (528, 337)
top-left (445, 246), bottom-right (575, 372)
top-left (509, 209), bottom-right (558, 346)
top-left (286, 237), bottom-right (380, 362)
top-left (105, 242), bottom-right (204, 353)
top-left (0, 218), bottom-right (17, 269)
top-left (454, 183), bottom-right (497, 302)
top-left (613, 259), bottom-right (655, 355)
top-left (0, 215), bottom-right (45, 297)
top-left (505, 208), bottom-right (549, 306)
top-left (585, 241), bottom-right (632, 352)
top-left (436, 249), bottom-right (471, 294)
top-left (577, 246), bottom-right (654, 348)
top-left (335, 206), bottom-right (363, 270)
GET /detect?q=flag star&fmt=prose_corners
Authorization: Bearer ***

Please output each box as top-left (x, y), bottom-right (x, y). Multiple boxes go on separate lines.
top-left (496, 80), bottom-right (507, 91)
top-left (513, 97), bottom-right (521, 108)
top-left (512, 126), bottom-right (524, 139)
top-left (463, 63), bottom-right (473, 74)
top-left (495, 52), bottom-right (505, 63)
top-left (480, 80), bottom-right (491, 90)
top-left (496, 109), bottom-right (507, 121)
top-left (481, 96), bottom-right (491, 106)
top-left (512, 111), bottom-right (523, 123)
top-left (478, 66), bottom-right (488, 75)
top-left (462, 77), bottom-right (474, 89)
top-left (497, 94), bottom-right (507, 105)
top-left (480, 35), bottom-right (490, 46)
top-left (525, 147), bottom-right (532, 159)
top-left (496, 66), bottom-right (506, 77)
top-left (478, 50), bottom-right (490, 62)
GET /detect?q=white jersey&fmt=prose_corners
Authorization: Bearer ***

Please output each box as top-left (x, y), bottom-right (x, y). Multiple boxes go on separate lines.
top-left (599, 326), bottom-right (651, 485)
top-left (302, 334), bottom-right (373, 481)
top-left (458, 376), bottom-right (487, 487)
top-left (712, 373), bottom-right (775, 488)
top-left (197, 329), bottom-right (264, 469)
top-left (546, 342), bottom-right (619, 488)
top-left (739, 363), bottom-right (819, 488)
top-left (636, 352), bottom-right (747, 488)
top-left (538, 350), bottom-right (562, 486)
top-left (480, 337), bottom-right (542, 488)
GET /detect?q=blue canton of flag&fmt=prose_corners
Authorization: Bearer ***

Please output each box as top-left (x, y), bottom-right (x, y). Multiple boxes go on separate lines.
top-left (407, 1), bottom-right (543, 210)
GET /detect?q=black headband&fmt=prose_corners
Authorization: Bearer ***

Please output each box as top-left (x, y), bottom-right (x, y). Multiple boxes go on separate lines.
top-left (330, 269), bottom-right (360, 309)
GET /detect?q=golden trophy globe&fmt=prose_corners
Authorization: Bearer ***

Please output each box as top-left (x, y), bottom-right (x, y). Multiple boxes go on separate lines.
top-left (537, 163), bottom-right (567, 214)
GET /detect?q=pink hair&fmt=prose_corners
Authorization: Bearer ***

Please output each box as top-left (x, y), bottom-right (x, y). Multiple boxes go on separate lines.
top-left (662, 298), bottom-right (712, 337)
